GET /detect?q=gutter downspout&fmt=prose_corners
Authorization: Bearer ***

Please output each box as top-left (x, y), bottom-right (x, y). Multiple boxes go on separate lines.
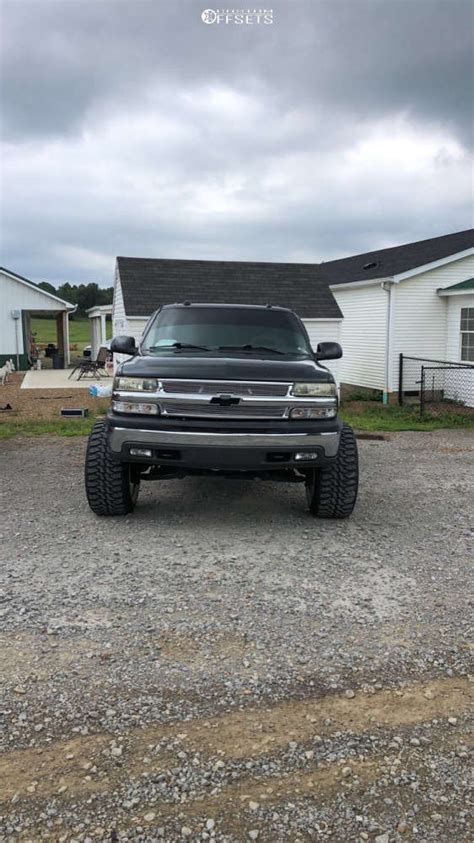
top-left (381, 281), bottom-right (394, 405)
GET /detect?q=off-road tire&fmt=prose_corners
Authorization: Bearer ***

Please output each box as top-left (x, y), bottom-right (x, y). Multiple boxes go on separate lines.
top-left (85, 420), bottom-right (140, 516)
top-left (305, 423), bottom-right (358, 518)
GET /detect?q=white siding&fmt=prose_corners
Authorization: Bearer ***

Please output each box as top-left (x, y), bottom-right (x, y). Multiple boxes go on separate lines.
top-left (445, 293), bottom-right (474, 407)
top-left (390, 255), bottom-right (474, 390)
top-left (445, 293), bottom-right (474, 362)
top-left (112, 268), bottom-right (148, 341)
top-left (0, 270), bottom-right (69, 357)
top-left (112, 270), bottom-right (128, 336)
top-left (112, 271), bottom-right (150, 367)
top-left (303, 319), bottom-right (342, 383)
top-left (127, 318), bottom-right (149, 342)
top-left (331, 283), bottom-right (388, 389)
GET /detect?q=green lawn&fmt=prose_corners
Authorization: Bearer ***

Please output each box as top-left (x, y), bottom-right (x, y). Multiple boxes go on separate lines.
top-left (0, 404), bottom-right (110, 440)
top-left (341, 403), bottom-right (474, 432)
top-left (31, 316), bottom-right (112, 352)
top-left (1, 402), bottom-right (472, 440)
top-left (0, 418), bottom-right (97, 439)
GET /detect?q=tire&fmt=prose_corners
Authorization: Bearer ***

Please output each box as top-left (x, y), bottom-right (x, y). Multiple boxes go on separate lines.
top-left (85, 420), bottom-right (140, 516)
top-left (305, 423), bottom-right (358, 519)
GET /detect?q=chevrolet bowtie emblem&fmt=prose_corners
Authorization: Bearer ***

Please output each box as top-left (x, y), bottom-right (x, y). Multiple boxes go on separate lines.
top-left (210, 394), bottom-right (240, 406)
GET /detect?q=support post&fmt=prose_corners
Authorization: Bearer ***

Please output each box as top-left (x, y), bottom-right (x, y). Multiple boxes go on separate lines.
top-left (398, 353), bottom-right (403, 405)
top-left (56, 312), bottom-right (65, 367)
top-left (63, 311), bottom-right (70, 366)
top-left (100, 313), bottom-right (107, 347)
top-left (420, 366), bottom-right (425, 419)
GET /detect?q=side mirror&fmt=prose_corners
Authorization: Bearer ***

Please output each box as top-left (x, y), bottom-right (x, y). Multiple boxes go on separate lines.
top-left (110, 335), bottom-right (137, 355)
top-left (314, 341), bottom-right (342, 360)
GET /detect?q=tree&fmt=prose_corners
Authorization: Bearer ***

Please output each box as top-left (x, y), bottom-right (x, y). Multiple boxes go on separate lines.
top-left (57, 283), bottom-right (78, 306)
top-left (77, 283), bottom-right (101, 314)
top-left (98, 286), bottom-right (114, 306)
top-left (34, 280), bottom-right (113, 315)
top-left (38, 281), bottom-right (57, 296)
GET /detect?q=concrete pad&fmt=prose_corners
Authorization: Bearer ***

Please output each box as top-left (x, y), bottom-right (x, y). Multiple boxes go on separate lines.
top-left (21, 369), bottom-right (111, 389)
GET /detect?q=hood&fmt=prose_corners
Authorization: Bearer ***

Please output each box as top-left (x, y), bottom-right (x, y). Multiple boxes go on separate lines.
top-left (119, 352), bottom-right (334, 383)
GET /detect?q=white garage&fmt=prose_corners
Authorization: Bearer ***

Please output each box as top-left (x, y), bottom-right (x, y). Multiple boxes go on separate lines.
top-left (0, 266), bottom-right (75, 370)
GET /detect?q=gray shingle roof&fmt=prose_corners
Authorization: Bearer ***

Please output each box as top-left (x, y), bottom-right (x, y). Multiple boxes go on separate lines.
top-left (322, 229), bottom-right (474, 285)
top-left (116, 257), bottom-right (342, 319)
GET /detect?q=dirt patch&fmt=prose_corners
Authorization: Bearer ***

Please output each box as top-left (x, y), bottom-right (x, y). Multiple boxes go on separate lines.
top-left (1, 676), bottom-right (471, 805)
top-left (0, 372), bottom-right (101, 421)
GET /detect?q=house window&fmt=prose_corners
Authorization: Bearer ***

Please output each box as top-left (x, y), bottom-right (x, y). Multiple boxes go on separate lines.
top-left (460, 307), bottom-right (474, 362)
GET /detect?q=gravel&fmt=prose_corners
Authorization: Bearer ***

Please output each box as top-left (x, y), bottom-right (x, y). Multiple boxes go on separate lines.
top-left (0, 429), bottom-right (472, 841)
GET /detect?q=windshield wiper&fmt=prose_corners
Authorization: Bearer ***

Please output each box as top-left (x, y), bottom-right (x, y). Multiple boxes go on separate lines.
top-left (218, 344), bottom-right (285, 355)
top-left (148, 342), bottom-right (212, 351)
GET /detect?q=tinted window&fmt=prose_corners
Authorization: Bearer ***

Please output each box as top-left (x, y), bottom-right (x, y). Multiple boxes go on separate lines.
top-left (142, 307), bottom-right (311, 355)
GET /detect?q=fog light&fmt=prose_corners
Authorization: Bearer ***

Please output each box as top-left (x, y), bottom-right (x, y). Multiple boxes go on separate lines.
top-left (130, 447), bottom-right (153, 457)
top-left (294, 452), bottom-right (318, 461)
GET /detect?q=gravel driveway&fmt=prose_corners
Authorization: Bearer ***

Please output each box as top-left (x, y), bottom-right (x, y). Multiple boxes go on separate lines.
top-left (0, 430), bottom-right (472, 842)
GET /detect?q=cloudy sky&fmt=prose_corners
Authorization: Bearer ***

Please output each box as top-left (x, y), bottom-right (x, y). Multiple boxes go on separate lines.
top-left (1, 0), bottom-right (473, 285)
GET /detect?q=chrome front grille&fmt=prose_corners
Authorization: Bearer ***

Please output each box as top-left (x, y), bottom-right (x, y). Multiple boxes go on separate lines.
top-left (160, 402), bottom-right (287, 419)
top-left (161, 379), bottom-right (290, 397)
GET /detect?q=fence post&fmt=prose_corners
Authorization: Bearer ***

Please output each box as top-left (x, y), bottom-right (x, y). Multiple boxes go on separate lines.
top-left (420, 366), bottom-right (425, 418)
top-left (398, 353), bottom-right (403, 405)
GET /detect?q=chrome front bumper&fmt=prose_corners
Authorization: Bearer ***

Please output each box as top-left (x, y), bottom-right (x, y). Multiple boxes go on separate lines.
top-left (108, 426), bottom-right (341, 458)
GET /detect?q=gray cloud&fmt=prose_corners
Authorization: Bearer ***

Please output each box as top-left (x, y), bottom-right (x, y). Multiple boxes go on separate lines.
top-left (1, 0), bottom-right (472, 283)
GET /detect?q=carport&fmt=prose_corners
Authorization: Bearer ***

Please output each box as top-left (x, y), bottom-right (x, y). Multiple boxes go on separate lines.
top-left (0, 266), bottom-right (75, 369)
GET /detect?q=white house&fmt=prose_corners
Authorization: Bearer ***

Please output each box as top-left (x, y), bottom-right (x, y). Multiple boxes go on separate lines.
top-left (0, 266), bottom-right (75, 369)
top-left (323, 228), bottom-right (474, 403)
top-left (111, 229), bottom-right (473, 405)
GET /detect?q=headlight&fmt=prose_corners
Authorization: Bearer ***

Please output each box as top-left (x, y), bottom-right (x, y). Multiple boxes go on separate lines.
top-left (291, 382), bottom-right (336, 397)
top-left (113, 377), bottom-right (159, 392)
top-left (290, 406), bottom-right (337, 419)
top-left (112, 401), bottom-right (159, 415)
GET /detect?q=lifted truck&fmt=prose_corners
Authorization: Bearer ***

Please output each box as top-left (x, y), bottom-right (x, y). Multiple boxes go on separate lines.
top-left (85, 303), bottom-right (358, 518)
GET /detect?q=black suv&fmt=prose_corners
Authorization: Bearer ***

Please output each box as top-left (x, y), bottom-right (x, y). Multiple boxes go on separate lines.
top-left (85, 303), bottom-right (358, 518)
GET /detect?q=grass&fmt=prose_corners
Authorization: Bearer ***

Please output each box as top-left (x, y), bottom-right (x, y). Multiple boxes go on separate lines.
top-left (0, 418), bottom-right (96, 439)
top-left (341, 402), bottom-right (474, 432)
top-left (0, 403), bottom-right (110, 440)
top-left (1, 402), bottom-right (472, 439)
top-left (344, 389), bottom-right (383, 402)
top-left (31, 316), bottom-right (112, 352)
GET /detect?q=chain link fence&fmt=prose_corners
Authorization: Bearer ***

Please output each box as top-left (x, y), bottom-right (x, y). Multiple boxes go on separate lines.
top-left (398, 354), bottom-right (474, 416)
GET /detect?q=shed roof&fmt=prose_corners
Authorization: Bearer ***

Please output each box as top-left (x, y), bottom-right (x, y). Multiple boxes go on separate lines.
top-left (116, 257), bottom-right (342, 319)
top-left (439, 278), bottom-right (474, 292)
top-left (323, 229), bottom-right (474, 285)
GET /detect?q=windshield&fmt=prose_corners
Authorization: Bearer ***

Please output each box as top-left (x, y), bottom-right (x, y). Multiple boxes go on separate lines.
top-left (142, 307), bottom-right (312, 356)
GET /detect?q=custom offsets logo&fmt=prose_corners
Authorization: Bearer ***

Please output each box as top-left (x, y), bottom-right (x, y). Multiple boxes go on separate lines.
top-left (201, 8), bottom-right (273, 25)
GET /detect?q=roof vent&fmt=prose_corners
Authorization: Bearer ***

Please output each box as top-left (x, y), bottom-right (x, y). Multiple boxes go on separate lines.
top-left (363, 261), bottom-right (379, 270)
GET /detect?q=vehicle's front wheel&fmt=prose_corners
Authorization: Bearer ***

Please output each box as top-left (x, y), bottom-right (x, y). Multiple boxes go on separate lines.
top-left (305, 423), bottom-right (358, 518)
top-left (85, 420), bottom-right (140, 516)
